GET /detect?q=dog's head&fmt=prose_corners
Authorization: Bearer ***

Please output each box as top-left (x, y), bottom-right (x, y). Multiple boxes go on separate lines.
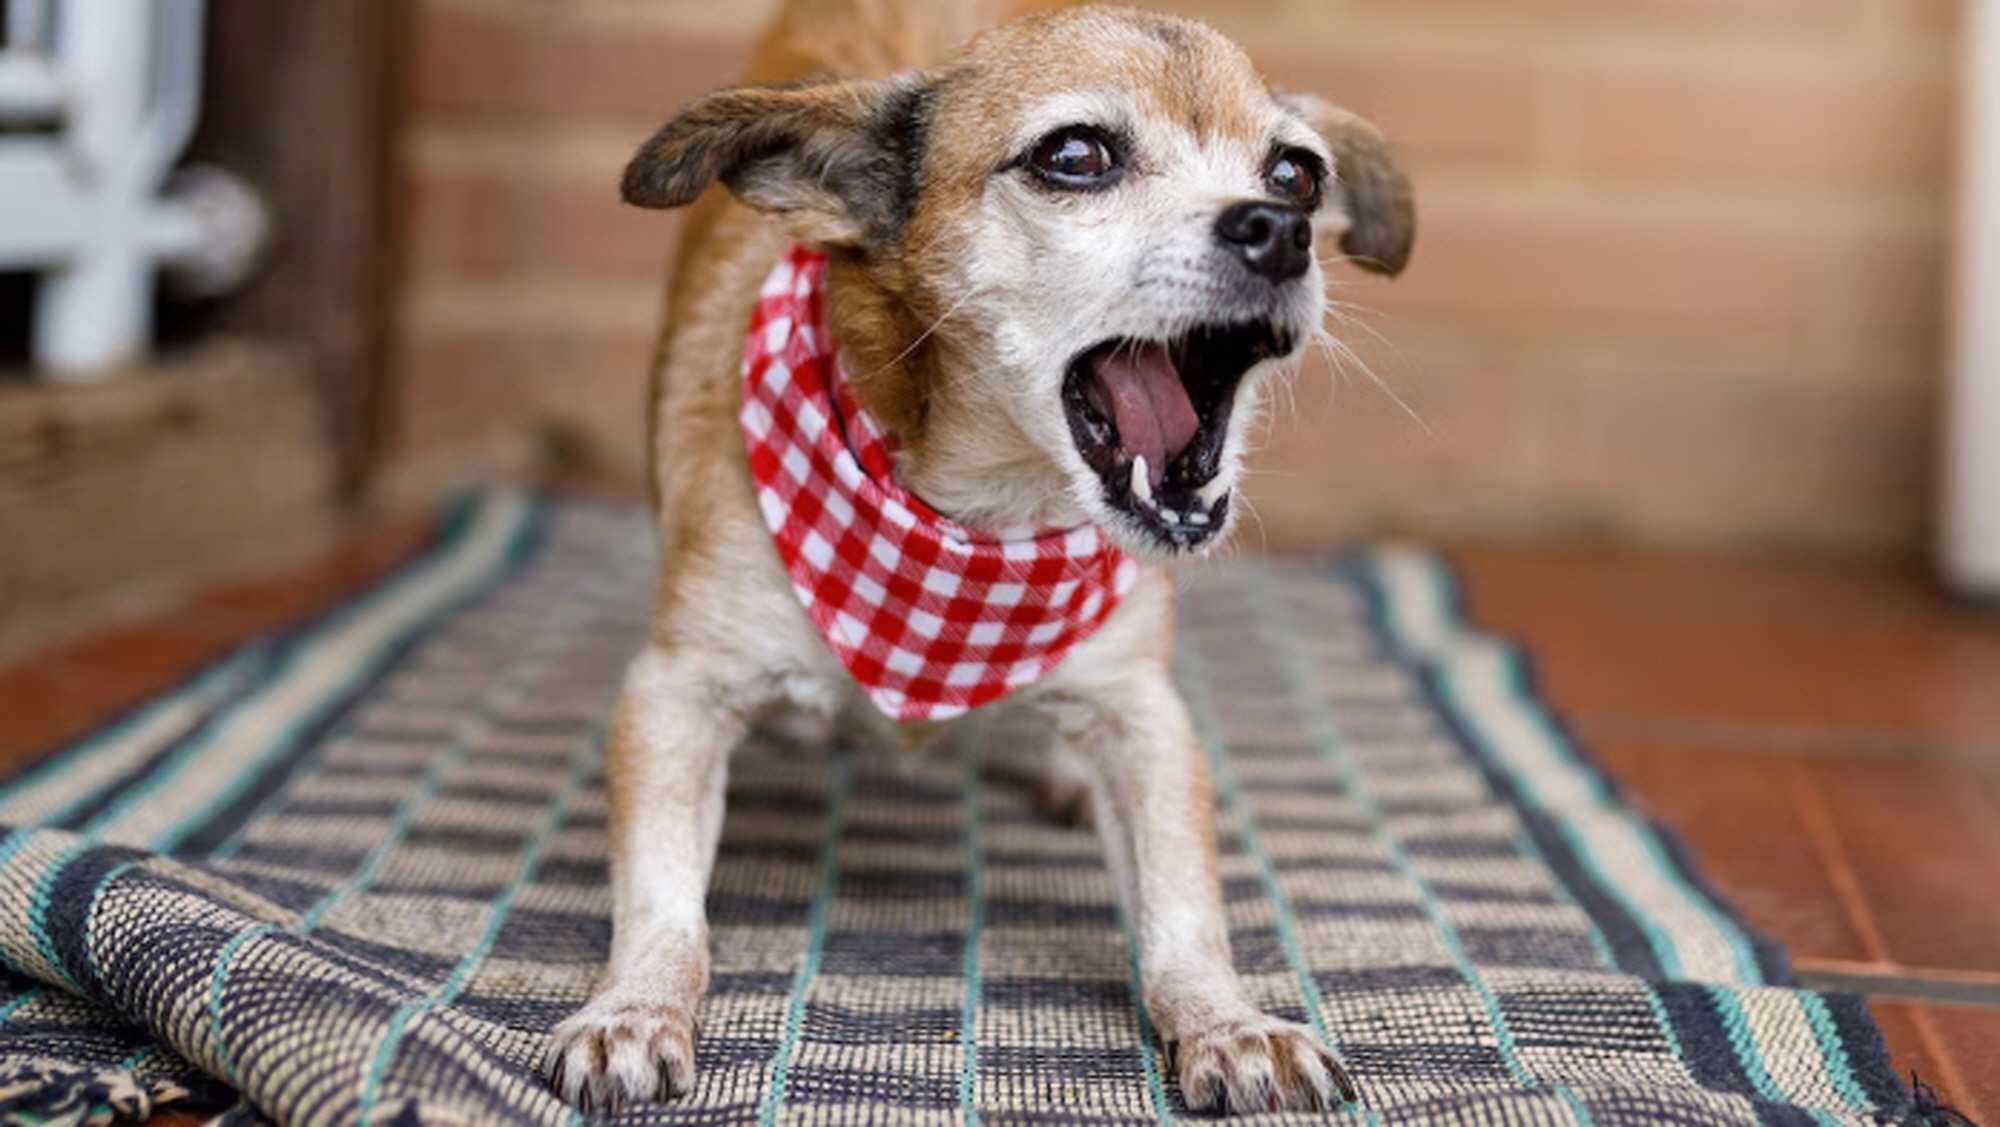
top-left (625, 5), bottom-right (1413, 556)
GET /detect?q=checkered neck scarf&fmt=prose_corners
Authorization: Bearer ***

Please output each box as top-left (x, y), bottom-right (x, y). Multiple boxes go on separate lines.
top-left (740, 246), bottom-right (1139, 722)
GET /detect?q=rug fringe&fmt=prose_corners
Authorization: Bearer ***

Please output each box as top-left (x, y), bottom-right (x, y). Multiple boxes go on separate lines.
top-left (0, 1060), bottom-right (194, 1127)
top-left (1900, 1071), bottom-right (1984, 1126)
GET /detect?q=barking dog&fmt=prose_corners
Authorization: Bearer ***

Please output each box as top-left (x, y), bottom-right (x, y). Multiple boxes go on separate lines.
top-left (546, 0), bottom-right (1413, 1114)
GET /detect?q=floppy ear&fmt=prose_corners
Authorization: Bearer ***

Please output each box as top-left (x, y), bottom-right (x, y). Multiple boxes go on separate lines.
top-left (1280, 94), bottom-right (1415, 277)
top-left (622, 75), bottom-right (933, 249)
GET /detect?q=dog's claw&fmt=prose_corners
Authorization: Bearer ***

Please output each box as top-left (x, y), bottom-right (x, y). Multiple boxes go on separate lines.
top-left (1175, 1015), bottom-right (1357, 1114)
top-left (545, 998), bottom-right (697, 1113)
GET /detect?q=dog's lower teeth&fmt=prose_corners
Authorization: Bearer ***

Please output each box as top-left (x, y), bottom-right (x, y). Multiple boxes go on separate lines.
top-left (1130, 456), bottom-right (1153, 505)
top-left (1196, 478), bottom-right (1229, 508)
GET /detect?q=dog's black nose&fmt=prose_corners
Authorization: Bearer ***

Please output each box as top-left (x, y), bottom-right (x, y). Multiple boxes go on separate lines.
top-left (1214, 201), bottom-right (1312, 283)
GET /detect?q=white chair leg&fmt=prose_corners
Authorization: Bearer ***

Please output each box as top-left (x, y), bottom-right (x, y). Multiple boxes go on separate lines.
top-left (5, 0), bottom-right (257, 377)
top-left (35, 243), bottom-right (153, 376)
top-left (30, 0), bottom-right (156, 375)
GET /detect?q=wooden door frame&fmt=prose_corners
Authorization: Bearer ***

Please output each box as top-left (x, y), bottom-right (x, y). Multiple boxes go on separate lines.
top-left (184, 0), bottom-right (410, 498)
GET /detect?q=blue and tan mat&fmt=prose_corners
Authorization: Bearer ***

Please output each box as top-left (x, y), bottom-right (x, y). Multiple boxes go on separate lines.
top-left (0, 495), bottom-right (1945, 1124)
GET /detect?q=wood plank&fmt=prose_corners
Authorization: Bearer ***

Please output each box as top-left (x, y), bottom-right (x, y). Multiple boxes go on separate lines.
top-left (0, 341), bottom-right (340, 662)
top-left (175, 0), bottom-right (409, 496)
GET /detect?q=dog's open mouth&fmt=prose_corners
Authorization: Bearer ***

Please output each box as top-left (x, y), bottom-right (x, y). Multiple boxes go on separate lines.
top-left (1062, 321), bottom-right (1289, 550)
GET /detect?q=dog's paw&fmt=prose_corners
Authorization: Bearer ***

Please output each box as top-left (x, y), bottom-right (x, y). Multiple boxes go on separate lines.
top-left (1173, 1015), bottom-right (1358, 1114)
top-left (545, 997), bottom-right (696, 1114)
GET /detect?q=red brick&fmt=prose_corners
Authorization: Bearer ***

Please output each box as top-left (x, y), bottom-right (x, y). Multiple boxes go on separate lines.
top-left (543, 177), bottom-right (684, 276)
top-left (411, 5), bottom-right (539, 119)
top-left (411, 4), bottom-right (751, 125)
top-left (1251, 343), bottom-right (1527, 485)
top-left (389, 0), bottom-right (1959, 555)
top-left (1574, 60), bottom-right (1955, 192)
top-left (1837, 229), bottom-right (1951, 344)
top-left (1342, 0), bottom-right (1850, 36)
top-left (403, 161), bottom-right (680, 281)
top-left (389, 331), bottom-right (537, 452)
top-left (401, 160), bottom-right (469, 280)
top-left (1259, 47), bottom-right (1540, 174)
top-left (1549, 365), bottom-right (1931, 533)
top-left (1127, 0), bottom-right (1290, 35)
top-left (1371, 200), bottom-right (1824, 338)
top-left (388, 325), bottom-right (654, 471)
top-left (542, 22), bottom-right (753, 122)
top-left (1884, 0), bottom-right (1966, 38)
top-left (403, 161), bottom-right (530, 281)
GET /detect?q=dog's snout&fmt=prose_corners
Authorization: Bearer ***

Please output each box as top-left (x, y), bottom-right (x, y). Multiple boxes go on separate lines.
top-left (1214, 201), bottom-right (1312, 284)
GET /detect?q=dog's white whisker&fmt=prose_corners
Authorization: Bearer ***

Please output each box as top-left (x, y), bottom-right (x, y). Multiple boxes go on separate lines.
top-left (851, 284), bottom-right (988, 385)
top-left (1310, 322), bottom-right (1430, 436)
top-left (1317, 296), bottom-right (1405, 360)
top-left (1228, 484), bottom-right (1268, 557)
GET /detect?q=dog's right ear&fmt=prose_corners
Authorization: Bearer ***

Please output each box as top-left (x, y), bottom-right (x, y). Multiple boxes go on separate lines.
top-left (622, 76), bottom-right (932, 250)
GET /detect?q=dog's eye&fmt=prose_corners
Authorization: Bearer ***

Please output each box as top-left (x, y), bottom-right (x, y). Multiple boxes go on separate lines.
top-left (1029, 128), bottom-right (1120, 189)
top-left (1265, 150), bottom-right (1323, 209)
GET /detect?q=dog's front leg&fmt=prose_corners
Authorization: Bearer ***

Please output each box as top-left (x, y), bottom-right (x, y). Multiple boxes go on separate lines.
top-left (546, 645), bottom-right (747, 1113)
top-left (1052, 672), bottom-right (1358, 1114)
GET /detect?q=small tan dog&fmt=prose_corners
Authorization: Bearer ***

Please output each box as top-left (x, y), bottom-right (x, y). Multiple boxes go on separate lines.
top-left (546, 0), bottom-right (1412, 1114)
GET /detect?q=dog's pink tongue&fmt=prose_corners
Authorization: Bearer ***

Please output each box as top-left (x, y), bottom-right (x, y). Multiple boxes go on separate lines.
top-left (1087, 342), bottom-right (1198, 488)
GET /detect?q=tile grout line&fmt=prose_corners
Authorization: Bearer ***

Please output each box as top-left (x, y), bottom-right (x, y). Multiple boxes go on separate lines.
top-left (1797, 958), bottom-right (2000, 990)
top-left (1794, 966), bottom-right (2000, 1010)
top-left (1783, 765), bottom-right (1896, 967)
top-left (1904, 1005), bottom-right (1984, 1125)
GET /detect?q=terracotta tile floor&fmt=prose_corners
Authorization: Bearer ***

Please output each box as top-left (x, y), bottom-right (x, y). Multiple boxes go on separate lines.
top-left (1452, 543), bottom-right (2000, 1121)
top-left (1, 528), bottom-right (1995, 1121)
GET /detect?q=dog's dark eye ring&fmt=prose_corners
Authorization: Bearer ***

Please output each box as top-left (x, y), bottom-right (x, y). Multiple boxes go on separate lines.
top-left (1265, 148), bottom-right (1325, 210)
top-left (1027, 126), bottom-right (1123, 190)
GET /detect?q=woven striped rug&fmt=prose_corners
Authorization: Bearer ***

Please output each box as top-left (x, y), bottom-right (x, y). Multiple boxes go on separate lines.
top-left (0, 495), bottom-right (1929, 1125)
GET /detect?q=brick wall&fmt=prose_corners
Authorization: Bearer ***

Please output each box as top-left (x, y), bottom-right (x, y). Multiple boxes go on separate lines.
top-left (387, 0), bottom-right (1963, 554)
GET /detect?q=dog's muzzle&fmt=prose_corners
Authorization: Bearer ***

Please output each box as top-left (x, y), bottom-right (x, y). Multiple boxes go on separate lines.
top-left (1062, 320), bottom-right (1291, 551)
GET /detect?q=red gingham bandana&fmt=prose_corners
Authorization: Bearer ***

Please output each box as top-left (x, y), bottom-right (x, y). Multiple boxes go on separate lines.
top-left (740, 246), bottom-right (1139, 722)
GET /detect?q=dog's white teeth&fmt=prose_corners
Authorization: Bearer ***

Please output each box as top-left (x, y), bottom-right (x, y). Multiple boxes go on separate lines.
top-left (1196, 477), bottom-right (1230, 508)
top-left (1187, 511), bottom-right (1210, 526)
top-left (1130, 456), bottom-right (1153, 506)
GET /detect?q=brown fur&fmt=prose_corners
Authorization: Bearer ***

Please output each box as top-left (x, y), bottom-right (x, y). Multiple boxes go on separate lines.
top-left (550, 0), bottom-right (1411, 1115)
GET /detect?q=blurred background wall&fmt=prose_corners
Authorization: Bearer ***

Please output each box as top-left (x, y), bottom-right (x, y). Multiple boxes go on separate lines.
top-left (0, 0), bottom-right (1967, 653)
top-left (383, 0), bottom-right (1963, 555)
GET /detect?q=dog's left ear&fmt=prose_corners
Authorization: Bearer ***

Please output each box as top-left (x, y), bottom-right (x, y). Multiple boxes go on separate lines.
top-left (622, 75), bottom-right (932, 249)
top-left (1280, 94), bottom-right (1415, 277)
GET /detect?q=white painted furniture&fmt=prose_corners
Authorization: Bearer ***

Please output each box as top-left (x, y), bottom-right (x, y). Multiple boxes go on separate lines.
top-left (0, 0), bottom-right (264, 377)
top-left (1945, 0), bottom-right (2000, 595)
